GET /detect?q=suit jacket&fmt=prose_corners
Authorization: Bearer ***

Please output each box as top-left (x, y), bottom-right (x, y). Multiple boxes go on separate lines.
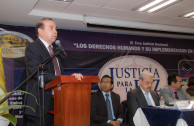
top-left (24, 38), bottom-right (65, 116)
top-left (160, 85), bottom-right (192, 105)
top-left (127, 87), bottom-right (159, 126)
top-left (90, 90), bottom-right (123, 126)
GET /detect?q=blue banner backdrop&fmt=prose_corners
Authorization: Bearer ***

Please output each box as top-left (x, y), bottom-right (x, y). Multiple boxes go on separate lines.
top-left (1, 24), bottom-right (194, 126)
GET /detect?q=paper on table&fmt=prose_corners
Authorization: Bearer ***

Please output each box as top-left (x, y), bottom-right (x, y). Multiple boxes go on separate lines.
top-left (174, 101), bottom-right (190, 109)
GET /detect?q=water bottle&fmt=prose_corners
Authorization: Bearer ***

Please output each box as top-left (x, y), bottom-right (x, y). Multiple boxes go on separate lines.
top-left (160, 96), bottom-right (165, 108)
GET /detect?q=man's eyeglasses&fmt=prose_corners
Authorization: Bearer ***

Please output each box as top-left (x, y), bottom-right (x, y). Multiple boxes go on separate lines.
top-left (100, 81), bottom-right (111, 84)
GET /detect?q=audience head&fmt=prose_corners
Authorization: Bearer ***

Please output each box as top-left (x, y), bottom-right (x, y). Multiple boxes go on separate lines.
top-left (99, 75), bottom-right (113, 93)
top-left (139, 71), bottom-right (153, 92)
top-left (35, 18), bottom-right (57, 45)
top-left (168, 72), bottom-right (183, 90)
top-left (188, 74), bottom-right (194, 87)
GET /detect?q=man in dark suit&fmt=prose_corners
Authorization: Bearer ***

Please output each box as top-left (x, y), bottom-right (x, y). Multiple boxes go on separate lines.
top-left (90, 75), bottom-right (123, 126)
top-left (127, 71), bottom-right (160, 126)
top-left (23, 18), bottom-right (83, 126)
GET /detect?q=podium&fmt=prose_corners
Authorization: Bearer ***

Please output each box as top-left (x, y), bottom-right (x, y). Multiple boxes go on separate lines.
top-left (45, 75), bottom-right (99, 126)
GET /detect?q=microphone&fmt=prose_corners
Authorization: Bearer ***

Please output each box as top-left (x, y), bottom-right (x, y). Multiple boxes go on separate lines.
top-left (55, 40), bottom-right (67, 56)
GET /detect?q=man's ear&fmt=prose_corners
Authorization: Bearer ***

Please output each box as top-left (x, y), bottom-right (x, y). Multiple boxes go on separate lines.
top-left (38, 28), bottom-right (42, 35)
top-left (172, 81), bottom-right (176, 85)
top-left (139, 79), bottom-right (142, 85)
top-left (111, 84), bottom-right (114, 88)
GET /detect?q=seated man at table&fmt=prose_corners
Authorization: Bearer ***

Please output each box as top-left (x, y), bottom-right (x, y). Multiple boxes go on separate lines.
top-left (160, 72), bottom-right (192, 105)
top-left (90, 75), bottom-right (123, 126)
top-left (127, 71), bottom-right (160, 126)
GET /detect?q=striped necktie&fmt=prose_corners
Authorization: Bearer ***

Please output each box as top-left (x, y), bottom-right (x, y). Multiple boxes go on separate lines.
top-left (48, 45), bottom-right (61, 76)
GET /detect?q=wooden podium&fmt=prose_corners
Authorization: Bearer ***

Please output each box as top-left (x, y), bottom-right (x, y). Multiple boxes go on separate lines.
top-left (45, 75), bottom-right (99, 126)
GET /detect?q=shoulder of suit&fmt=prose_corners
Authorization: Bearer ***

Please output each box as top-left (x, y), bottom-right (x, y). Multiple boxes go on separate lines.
top-left (27, 39), bottom-right (41, 48)
top-left (179, 87), bottom-right (187, 92)
top-left (91, 92), bottom-right (98, 99)
top-left (130, 87), bottom-right (140, 93)
top-left (92, 90), bottom-right (102, 96)
top-left (111, 91), bottom-right (120, 96)
top-left (127, 88), bottom-right (139, 96)
top-left (110, 92), bottom-right (121, 101)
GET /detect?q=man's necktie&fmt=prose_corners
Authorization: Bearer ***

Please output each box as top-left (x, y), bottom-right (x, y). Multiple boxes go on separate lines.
top-left (145, 92), bottom-right (153, 106)
top-left (48, 45), bottom-right (61, 76)
top-left (105, 94), bottom-right (113, 120)
top-left (174, 92), bottom-right (179, 99)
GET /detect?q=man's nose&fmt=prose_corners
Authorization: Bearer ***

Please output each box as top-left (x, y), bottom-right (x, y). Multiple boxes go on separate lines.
top-left (54, 29), bottom-right (57, 34)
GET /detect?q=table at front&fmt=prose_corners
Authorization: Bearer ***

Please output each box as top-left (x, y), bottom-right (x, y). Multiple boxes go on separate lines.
top-left (133, 107), bottom-right (194, 126)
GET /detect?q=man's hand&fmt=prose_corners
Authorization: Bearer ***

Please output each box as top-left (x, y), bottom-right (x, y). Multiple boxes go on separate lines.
top-left (110, 120), bottom-right (120, 126)
top-left (72, 73), bottom-right (83, 80)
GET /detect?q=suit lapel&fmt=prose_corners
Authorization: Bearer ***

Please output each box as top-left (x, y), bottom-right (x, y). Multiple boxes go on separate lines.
top-left (150, 91), bottom-right (158, 105)
top-left (177, 89), bottom-right (183, 99)
top-left (111, 92), bottom-right (116, 116)
top-left (36, 38), bottom-right (55, 73)
top-left (98, 91), bottom-right (107, 112)
top-left (37, 39), bottom-right (51, 59)
top-left (137, 87), bottom-right (148, 106)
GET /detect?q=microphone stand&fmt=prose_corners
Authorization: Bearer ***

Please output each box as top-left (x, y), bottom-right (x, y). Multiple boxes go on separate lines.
top-left (38, 48), bottom-right (62, 126)
top-left (39, 66), bottom-right (45, 126)
top-left (0, 49), bottom-right (62, 126)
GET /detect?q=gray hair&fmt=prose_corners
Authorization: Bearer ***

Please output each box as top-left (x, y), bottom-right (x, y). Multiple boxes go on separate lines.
top-left (139, 71), bottom-right (153, 80)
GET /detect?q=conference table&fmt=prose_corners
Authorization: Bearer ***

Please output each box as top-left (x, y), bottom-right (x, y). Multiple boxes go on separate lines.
top-left (133, 107), bottom-right (194, 126)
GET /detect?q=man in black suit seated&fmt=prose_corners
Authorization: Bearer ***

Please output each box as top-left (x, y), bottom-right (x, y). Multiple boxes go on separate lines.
top-left (127, 71), bottom-right (160, 126)
top-left (90, 75), bottom-right (124, 126)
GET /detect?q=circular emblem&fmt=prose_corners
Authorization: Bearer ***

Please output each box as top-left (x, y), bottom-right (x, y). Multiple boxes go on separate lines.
top-left (98, 55), bottom-right (168, 102)
top-left (0, 31), bottom-right (33, 58)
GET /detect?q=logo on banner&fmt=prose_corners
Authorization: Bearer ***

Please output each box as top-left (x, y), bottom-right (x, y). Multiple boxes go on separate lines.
top-left (0, 31), bottom-right (33, 58)
top-left (98, 55), bottom-right (168, 102)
